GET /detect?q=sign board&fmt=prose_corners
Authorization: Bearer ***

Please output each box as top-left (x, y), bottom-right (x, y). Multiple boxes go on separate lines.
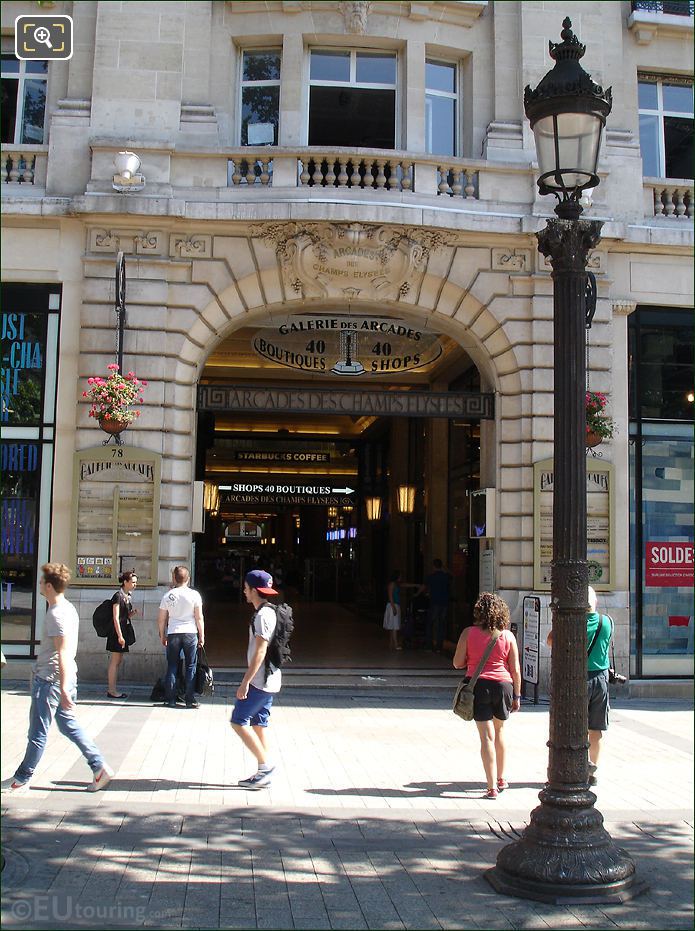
top-left (198, 384), bottom-right (495, 420)
top-left (479, 548), bottom-right (494, 592)
top-left (522, 596), bottom-right (541, 687)
top-left (71, 446), bottom-right (161, 586)
top-left (220, 481), bottom-right (355, 508)
top-left (533, 458), bottom-right (614, 591)
top-left (645, 541), bottom-right (694, 587)
top-left (234, 450), bottom-right (330, 464)
top-left (252, 315), bottom-right (442, 378)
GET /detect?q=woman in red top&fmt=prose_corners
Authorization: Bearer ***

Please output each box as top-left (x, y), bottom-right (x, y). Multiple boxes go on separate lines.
top-left (453, 592), bottom-right (522, 799)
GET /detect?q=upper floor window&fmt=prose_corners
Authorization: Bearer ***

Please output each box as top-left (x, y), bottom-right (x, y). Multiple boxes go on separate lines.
top-left (308, 49), bottom-right (396, 148)
top-left (1, 55), bottom-right (47, 145)
top-left (240, 49), bottom-right (281, 146)
top-left (425, 60), bottom-right (458, 157)
top-left (638, 75), bottom-right (693, 179)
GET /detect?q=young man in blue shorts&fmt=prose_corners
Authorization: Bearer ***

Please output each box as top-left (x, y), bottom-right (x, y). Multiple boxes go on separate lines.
top-left (231, 570), bottom-right (281, 789)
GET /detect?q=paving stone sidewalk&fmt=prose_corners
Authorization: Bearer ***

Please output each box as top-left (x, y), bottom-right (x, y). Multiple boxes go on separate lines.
top-left (1, 684), bottom-right (693, 930)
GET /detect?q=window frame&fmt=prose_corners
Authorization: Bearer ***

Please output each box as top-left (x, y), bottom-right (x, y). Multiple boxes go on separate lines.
top-left (637, 73), bottom-right (694, 179)
top-left (1, 53), bottom-right (48, 145)
top-left (307, 46), bottom-right (399, 148)
top-left (238, 47), bottom-right (282, 147)
top-left (425, 57), bottom-right (460, 158)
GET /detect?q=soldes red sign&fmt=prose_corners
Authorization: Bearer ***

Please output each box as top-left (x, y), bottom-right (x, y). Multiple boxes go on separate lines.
top-left (645, 542), bottom-right (694, 587)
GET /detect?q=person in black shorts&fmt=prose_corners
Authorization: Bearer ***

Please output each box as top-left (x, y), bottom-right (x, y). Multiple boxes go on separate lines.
top-left (453, 593), bottom-right (522, 799)
top-left (106, 571), bottom-right (137, 699)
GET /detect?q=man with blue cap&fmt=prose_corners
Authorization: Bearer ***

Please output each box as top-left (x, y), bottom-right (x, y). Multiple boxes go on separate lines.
top-left (231, 569), bottom-right (281, 789)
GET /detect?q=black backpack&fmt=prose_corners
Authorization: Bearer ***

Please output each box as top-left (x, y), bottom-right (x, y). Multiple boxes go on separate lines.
top-left (92, 599), bottom-right (114, 637)
top-left (254, 602), bottom-right (294, 683)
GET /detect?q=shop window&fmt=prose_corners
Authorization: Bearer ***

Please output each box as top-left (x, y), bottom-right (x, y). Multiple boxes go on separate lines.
top-left (425, 60), bottom-right (458, 157)
top-left (1, 54), bottom-right (47, 145)
top-left (1, 284), bottom-right (60, 656)
top-left (629, 307), bottom-right (695, 420)
top-left (240, 49), bottom-right (281, 146)
top-left (308, 49), bottom-right (396, 148)
top-left (638, 75), bottom-right (693, 179)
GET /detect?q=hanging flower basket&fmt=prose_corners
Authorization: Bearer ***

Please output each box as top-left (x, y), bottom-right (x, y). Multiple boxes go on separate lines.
top-left (83, 364), bottom-right (147, 435)
top-left (585, 391), bottom-right (614, 447)
top-left (98, 417), bottom-right (130, 435)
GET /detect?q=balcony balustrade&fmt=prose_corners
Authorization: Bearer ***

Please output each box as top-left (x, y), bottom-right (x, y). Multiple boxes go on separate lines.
top-left (631, 0), bottom-right (694, 15)
top-left (1, 145), bottom-right (48, 187)
top-left (644, 178), bottom-right (694, 218)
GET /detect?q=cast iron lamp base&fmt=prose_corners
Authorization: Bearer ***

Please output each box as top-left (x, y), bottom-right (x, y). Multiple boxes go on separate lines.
top-left (485, 783), bottom-right (647, 904)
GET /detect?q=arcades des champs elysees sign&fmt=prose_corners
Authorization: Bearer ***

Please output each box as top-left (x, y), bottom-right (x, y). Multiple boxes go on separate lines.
top-left (252, 314), bottom-right (442, 377)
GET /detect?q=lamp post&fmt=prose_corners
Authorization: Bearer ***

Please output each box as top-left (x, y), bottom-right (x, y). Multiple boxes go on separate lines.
top-left (486, 19), bottom-right (644, 903)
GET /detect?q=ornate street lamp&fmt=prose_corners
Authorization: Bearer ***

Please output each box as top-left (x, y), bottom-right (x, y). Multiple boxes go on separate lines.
top-left (486, 19), bottom-right (645, 904)
top-left (396, 484), bottom-right (416, 515)
top-left (365, 496), bottom-right (382, 521)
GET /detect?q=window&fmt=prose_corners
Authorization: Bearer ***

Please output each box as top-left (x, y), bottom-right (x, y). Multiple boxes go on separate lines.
top-left (638, 75), bottom-right (693, 178)
top-left (629, 308), bottom-right (695, 420)
top-left (425, 60), bottom-right (458, 156)
top-left (1, 55), bottom-right (47, 145)
top-left (240, 49), bottom-right (281, 146)
top-left (308, 49), bottom-right (396, 148)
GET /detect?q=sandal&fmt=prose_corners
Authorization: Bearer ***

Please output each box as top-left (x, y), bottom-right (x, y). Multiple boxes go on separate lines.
top-left (483, 788), bottom-right (498, 800)
top-left (497, 778), bottom-right (509, 791)
top-left (106, 692), bottom-right (127, 699)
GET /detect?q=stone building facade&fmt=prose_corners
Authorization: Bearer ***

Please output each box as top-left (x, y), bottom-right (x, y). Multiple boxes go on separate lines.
top-left (1, 0), bottom-right (693, 686)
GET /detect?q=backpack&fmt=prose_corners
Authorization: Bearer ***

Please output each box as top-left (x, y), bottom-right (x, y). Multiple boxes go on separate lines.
top-left (92, 599), bottom-right (114, 637)
top-left (253, 602), bottom-right (294, 683)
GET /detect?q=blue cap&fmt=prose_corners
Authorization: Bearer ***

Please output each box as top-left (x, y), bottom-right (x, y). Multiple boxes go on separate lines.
top-left (244, 569), bottom-right (278, 596)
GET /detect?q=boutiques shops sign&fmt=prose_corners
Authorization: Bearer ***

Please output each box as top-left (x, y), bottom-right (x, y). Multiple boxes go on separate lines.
top-left (220, 480), bottom-right (355, 508)
top-left (252, 315), bottom-right (442, 377)
top-left (533, 458), bottom-right (615, 592)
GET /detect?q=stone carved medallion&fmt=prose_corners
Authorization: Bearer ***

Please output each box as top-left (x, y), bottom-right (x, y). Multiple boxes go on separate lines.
top-left (255, 222), bottom-right (448, 301)
top-left (339, 1), bottom-right (371, 34)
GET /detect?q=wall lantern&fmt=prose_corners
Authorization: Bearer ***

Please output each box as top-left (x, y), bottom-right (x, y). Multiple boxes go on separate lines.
top-left (396, 484), bottom-right (416, 515)
top-left (203, 481), bottom-right (219, 516)
top-left (523, 17), bottom-right (611, 220)
top-left (113, 151), bottom-right (146, 192)
top-left (365, 496), bottom-right (382, 521)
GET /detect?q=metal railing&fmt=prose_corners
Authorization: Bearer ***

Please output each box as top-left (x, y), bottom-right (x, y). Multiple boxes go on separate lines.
top-left (631, 0), bottom-right (694, 15)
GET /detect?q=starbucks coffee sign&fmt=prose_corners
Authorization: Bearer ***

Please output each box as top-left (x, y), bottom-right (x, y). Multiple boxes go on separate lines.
top-left (252, 314), bottom-right (442, 377)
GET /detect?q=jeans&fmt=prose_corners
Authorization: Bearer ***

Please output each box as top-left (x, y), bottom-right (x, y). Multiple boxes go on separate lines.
top-left (165, 632), bottom-right (198, 704)
top-left (14, 674), bottom-right (104, 784)
top-left (426, 604), bottom-right (448, 651)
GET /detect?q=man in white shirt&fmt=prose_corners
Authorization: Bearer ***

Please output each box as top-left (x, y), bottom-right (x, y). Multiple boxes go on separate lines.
top-left (2, 563), bottom-right (113, 794)
top-left (231, 569), bottom-right (281, 789)
top-left (157, 566), bottom-right (205, 709)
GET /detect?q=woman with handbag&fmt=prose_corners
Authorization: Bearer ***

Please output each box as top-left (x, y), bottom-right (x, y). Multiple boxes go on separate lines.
top-left (106, 570), bottom-right (138, 699)
top-left (453, 592), bottom-right (521, 799)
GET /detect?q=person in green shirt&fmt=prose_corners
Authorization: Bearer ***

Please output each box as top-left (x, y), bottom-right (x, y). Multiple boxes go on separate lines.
top-left (546, 585), bottom-right (612, 786)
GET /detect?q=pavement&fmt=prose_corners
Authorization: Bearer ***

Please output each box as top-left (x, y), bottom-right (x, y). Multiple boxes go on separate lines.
top-left (1, 678), bottom-right (693, 930)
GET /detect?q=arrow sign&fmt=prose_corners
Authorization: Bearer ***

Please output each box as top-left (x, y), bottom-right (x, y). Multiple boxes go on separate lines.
top-left (333, 486), bottom-right (355, 494)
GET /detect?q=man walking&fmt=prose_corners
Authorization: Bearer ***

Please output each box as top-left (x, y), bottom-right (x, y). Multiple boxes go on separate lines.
top-left (422, 558), bottom-right (452, 652)
top-left (1, 563), bottom-right (113, 794)
top-left (157, 565), bottom-right (204, 709)
top-left (546, 585), bottom-right (612, 786)
top-left (231, 569), bottom-right (281, 790)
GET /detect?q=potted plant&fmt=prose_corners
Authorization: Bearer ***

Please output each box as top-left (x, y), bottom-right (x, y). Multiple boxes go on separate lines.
top-left (585, 391), bottom-right (614, 448)
top-left (83, 364), bottom-right (147, 436)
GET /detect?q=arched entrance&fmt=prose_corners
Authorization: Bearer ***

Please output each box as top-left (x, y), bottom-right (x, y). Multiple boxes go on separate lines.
top-left (193, 300), bottom-right (497, 669)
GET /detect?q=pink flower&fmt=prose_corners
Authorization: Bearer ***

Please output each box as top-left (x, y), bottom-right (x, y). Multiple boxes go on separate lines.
top-left (107, 363), bottom-right (119, 371)
top-left (141, 380), bottom-right (148, 386)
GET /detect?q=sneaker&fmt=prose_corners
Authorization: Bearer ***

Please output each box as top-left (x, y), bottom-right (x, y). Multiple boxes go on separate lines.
top-left (497, 778), bottom-right (509, 791)
top-left (106, 692), bottom-right (128, 699)
top-left (238, 767), bottom-right (275, 790)
top-left (483, 788), bottom-right (498, 800)
top-left (588, 762), bottom-right (598, 786)
top-left (185, 700), bottom-right (200, 709)
top-left (1, 777), bottom-right (31, 795)
top-left (88, 764), bottom-right (114, 792)
top-left (164, 701), bottom-right (176, 708)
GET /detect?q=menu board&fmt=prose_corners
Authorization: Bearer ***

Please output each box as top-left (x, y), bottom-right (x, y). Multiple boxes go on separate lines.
top-left (71, 446), bottom-right (161, 586)
top-left (533, 458), bottom-right (614, 592)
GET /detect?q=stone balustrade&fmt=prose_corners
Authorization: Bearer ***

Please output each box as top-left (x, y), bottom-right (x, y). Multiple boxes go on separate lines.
top-left (645, 178), bottom-right (694, 218)
top-left (1, 145), bottom-right (48, 186)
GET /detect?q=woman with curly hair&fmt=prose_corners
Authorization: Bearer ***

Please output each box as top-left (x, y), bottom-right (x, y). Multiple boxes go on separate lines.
top-left (453, 592), bottom-right (521, 799)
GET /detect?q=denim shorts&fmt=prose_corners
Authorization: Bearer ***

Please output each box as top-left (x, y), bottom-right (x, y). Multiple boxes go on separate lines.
top-left (231, 684), bottom-right (274, 727)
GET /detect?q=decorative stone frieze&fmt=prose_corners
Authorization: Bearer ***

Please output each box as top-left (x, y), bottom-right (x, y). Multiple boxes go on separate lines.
top-left (537, 248), bottom-right (606, 274)
top-left (251, 222), bottom-right (455, 301)
top-left (169, 234), bottom-right (213, 258)
top-left (88, 228), bottom-right (166, 255)
top-left (492, 249), bottom-right (532, 272)
top-left (611, 300), bottom-right (637, 316)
